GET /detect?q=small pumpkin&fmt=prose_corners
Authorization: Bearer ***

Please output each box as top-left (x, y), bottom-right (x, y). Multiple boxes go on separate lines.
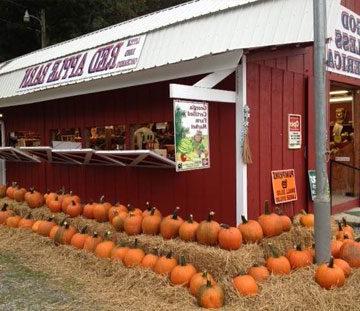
top-left (0, 184), bottom-right (6, 198)
top-left (37, 216), bottom-right (56, 236)
top-left (25, 188), bottom-right (44, 208)
top-left (0, 204), bottom-right (12, 224)
top-left (218, 224), bottom-right (242, 250)
top-left (126, 203), bottom-right (143, 217)
top-left (141, 207), bottom-right (161, 235)
top-left (111, 210), bottom-right (128, 232)
top-left (299, 210), bottom-right (314, 228)
top-left (333, 258), bottom-right (351, 277)
top-left (339, 239), bottom-right (360, 267)
top-left (238, 215), bottom-right (263, 243)
top-left (66, 200), bottom-right (83, 218)
top-left (31, 220), bottom-right (42, 233)
top-left (160, 207), bottom-right (184, 239)
top-left (18, 213), bottom-right (35, 230)
top-left (233, 274), bottom-right (258, 296)
top-left (111, 244), bottom-right (130, 262)
top-left (189, 271), bottom-right (216, 296)
top-left (108, 203), bottom-right (128, 223)
top-left (257, 201), bottom-right (283, 237)
top-left (247, 265), bottom-right (269, 282)
top-left (265, 244), bottom-right (291, 275)
top-left (141, 250), bottom-right (159, 269)
top-left (82, 202), bottom-right (95, 219)
top-left (61, 191), bottom-right (80, 213)
top-left (153, 251), bottom-right (177, 276)
top-left (276, 207), bottom-right (292, 232)
top-left (6, 182), bottom-right (17, 199)
top-left (331, 239), bottom-right (343, 258)
top-left (342, 217), bottom-right (354, 237)
top-left (93, 195), bottom-right (111, 222)
top-left (123, 239), bottom-right (145, 267)
top-left (6, 215), bottom-right (22, 228)
top-left (315, 257), bottom-right (345, 289)
top-left (179, 214), bottom-right (199, 242)
top-left (95, 231), bottom-right (116, 258)
top-left (83, 231), bottom-right (102, 252)
top-left (196, 280), bottom-right (224, 309)
top-left (196, 211), bottom-right (220, 246)
top-left (124, 212), bottom-right (143, 235)
top-left (142, 201), bottom-right (161, 218)
top-left (45, 191), bottom-right (59, 207)
top-left (336, 221), bottom-right (354, 241)
top-left (47, 196), bottom-right (62, 213)
top-left (14, 186), bottom-right (27, 202)
top-left (286, 244), bottom-right (312, 269)
top-left (70, 226), bottom-right (89, 249)
top-left (170, 255), bottom-right (197, 286)
top-left (54, 222), bottom-right (77, 245)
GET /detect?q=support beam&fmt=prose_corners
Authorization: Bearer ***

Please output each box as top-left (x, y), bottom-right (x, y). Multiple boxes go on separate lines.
top-left (193, 68), bottom-right (236, 89)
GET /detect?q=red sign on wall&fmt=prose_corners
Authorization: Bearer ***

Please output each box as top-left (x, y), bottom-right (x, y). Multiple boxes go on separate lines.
top-left (288, 114), bottom-right (301, 149)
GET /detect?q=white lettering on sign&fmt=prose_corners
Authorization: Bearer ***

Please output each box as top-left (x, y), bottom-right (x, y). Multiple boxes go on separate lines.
top-left (327, 6), bottom-right (360, 78)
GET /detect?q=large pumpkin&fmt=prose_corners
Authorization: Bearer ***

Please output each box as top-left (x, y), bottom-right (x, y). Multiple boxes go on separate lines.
top-left (141, 207), bottom-right (161, 235)
top-left (257, 201), bottom-right (283, 237)
top-left (238, 215), bottom-right (263, 243)
top-left (179, 214), bottom-right (199, 242)
top-left (315, 257), bottom-right (345, 289)
top-left (286, 244), bottom-right (313, 269)
top-left (218, 224), bottom-right (242, 250)
top-left (196, 280), bottom-right (224, 309)
top-left (160, 207), bottom-right (184, 239)
top-left (196, 211), bottom-right (220, 246)
top-left (339, 239), bottom-right (360, 267)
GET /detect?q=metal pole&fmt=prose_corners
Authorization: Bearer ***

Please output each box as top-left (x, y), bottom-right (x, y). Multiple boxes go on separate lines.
top-left (313, 0), bottom-right (331, 263)
top-left (40, 9), bottom-right (47, 48)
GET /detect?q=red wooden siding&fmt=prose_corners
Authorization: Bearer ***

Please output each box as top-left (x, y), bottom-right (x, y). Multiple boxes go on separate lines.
top-left (246, 62), bottom-right (308, 219)
top-left (3, 76), bottom-right (236, 225)
top-left (341, 0), bottom-right (360, 15)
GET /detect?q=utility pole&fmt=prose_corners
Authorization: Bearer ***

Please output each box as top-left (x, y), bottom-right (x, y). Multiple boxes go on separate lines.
top-left (313, 0), bottom-right (331, 263)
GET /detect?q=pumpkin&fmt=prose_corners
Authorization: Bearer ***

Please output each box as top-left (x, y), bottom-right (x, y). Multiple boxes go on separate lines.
top-left (153, 251), bottom-right (177, 276)
top-left (160, 207), bottom-right (184, 239)
top-left (170, 255), bottom-right (197, 286)
top-left (339, 239), bottom-right (360, 267)
top-left (218, 224), bottom-right (242, 250)
top-left (196, 280), bottom-right (224, 309)
top-left (140, 252), bottom-right (159, 269)
top-left (66, 200), bottom-right (83, 218)
top-left (196, 211), bottom-right (220, 246)
top-left (37, 216), bottom-right (56, 236)
top-left (258, 201), bottom-right (283, 237)
top-left (6, 215), bottom-right (22, 228)
top-left (45, 191), bottom-right (58, 206)
top-left (142, 207), bottom-right (161, 235)
top-left (286, 244), bottom-right (312, 269)
top-left (336, 221), bottom-right (354, 241)
top-left (83, 231), bottom-right (102, 252)
top-left (6, 182), bottom-right (17, 199)
top-left (31, 220), bottom-right (41, 233)
top-left (238, 215), bottom-right (263, 243)
top-left (18, 213), bottom-right (35, 229)
top-left (108, 203), bottom-right (128, 223)
top-left (70, 226), bottom-right (88, 249)
top-left (333, 258), bottom-right (351, 278)
top-left (142, 202), bottom-right (161, 218)
top-left (111, 211), bottom-right (127, 232)
top-left (0, 204), bottom-right (12, 224)
top-left (82, 202), bottom-right (95, 219)
top-left (14, 187), bottom-right (27, 202)
top-left (93, 196), bottom-right (111, 222)
top-left (315, 257), bottom-right (345, 289)
top-left (189, 271), bottom-right (216, 296)
top-left (54, 222), bottom-right (77, 245)
top-left (123, 239), bottom-right (145, 267)
top-left (111, 245), bottom-right (129, 262)
top-left (61, 191), bottom-right (80, 213)
top-left (331, 239), bottom-right (343, 258)
top-left (127, 203), bottom-right (143, 217)
top-left (25, 188), bottom-right (44, 208)
top-left (179, 214), bottom-right (199, 242)
top-left (0, 184), bottom-right (6, 198)
top-left (275, 207), bottom-right (292, 232)
top-left (233, 274), bottom-right (258, 296)
top-left (49, 224), bottom-right (60, 240)
top-left (342, 217), bottom-right (354, 237)
top-left (265, 244), bottom-right (291, 275)
top-left (95, 231), bottom-right (115, 258)
top-left (247, 265), bottom-right (269, 282)
top-left (124, 212), bottom-right (143, 235)
top-left (47, 196), bottom-right (62, 213)
top-left (299, 210), bottom-right (314, 228)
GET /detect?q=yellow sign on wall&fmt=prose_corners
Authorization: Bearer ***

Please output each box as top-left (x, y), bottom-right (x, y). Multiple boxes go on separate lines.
top-left (271, 169), bottom-right (298, 204)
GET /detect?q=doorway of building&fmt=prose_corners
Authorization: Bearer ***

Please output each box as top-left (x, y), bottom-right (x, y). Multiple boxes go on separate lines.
top-left (329, 82), bottom-right (359, 209)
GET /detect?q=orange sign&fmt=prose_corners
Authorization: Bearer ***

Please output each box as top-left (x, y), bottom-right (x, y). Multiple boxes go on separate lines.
top-left (271, 169), bottom-right (298, 204)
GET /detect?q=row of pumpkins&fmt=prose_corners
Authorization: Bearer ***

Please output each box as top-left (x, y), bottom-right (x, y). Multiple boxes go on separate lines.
top-left (3, 183), bottom-right (316, 251)
top-left (0, 201), bottom-right (358, 309)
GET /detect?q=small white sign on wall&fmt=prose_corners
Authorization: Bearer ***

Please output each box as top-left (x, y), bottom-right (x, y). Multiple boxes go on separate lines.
top-left (288, 114), bottom-right (302, 149)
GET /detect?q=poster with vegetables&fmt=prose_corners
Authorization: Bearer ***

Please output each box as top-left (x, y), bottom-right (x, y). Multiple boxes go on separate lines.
top-left (174, 100), bottom-right (210, 172)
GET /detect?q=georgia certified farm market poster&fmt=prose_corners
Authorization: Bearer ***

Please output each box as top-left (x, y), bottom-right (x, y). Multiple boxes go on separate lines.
top-left (174, 100), bottom-right (210, 172)
top-left (271, 169), bottom-right (298, 204)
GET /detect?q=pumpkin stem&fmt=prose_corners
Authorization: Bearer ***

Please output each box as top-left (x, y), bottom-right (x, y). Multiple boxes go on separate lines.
top-left (264, 200), bottom-right (270, 215)
top-left (241, 215), bottom-right (248, 224)
top-left (296, 244), bottom-right (302, 251)
top-left (134, 238), bottom-right (138, 248)
top-left (58, 186), bottom-right (65, 195)
top-left (26, 212), bottom-right (32, 219)
top-left (80, 225), bottom-right (88, 234)
top-left (64, 222), bottom-right (70, 229)
top-left (207, 211), bottom-right (215, 222)
top-left (355, 237), bottom-right (360, 243)
top-left (145, 201), bottom-right (151, 211)
top-left (268, 243), bottom-right (279, 258)
top-left (337, 221), bottom-right (343, 232)
top-left (220, 223), bottom-right (229, 229)
top-left (54, 195), bottom-right (59, 201)
top-left (206, 279), bottom-right (212, 287)
top-left (187, 214), bottom-right (194, 223)
top-left (179, 255), bottom-right (186, 266)
top-left (71, 200), bottom-right (76, 205)
top-left (1, 203), bottom-right (8, 211)
top-left (99, 195), bottom-right (105, 203)
top-left (127, 203), bottom-right (133, 212)
top-left (104, 230), bottom-right (112, 240)
top-left (48, 215), bottom-right (55, 222)
top-left (30, 187), bottom-right (34, 194)
top-left (328, 256), bottom-right (335, 268)
top-left (342, 217), bottom-right (351, 229)
top-left (201, 271), bottom-right (208, 278)
top-left (172, 207), bottom-right (180, 220)
top-left (166, 251), bottom-right (172, 258)
top-left (150, 207), bottom-right (156, 216)
top-left (93, 231), bottom-right (98, 238)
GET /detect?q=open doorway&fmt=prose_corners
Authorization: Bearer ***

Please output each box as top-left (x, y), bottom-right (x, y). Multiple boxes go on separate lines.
top-left (329, 82), bottom-right (359, 209)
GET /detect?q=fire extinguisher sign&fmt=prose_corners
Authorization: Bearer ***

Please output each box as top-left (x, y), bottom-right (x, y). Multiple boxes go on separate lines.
top-left (288, 114), bottom-right (302, 149)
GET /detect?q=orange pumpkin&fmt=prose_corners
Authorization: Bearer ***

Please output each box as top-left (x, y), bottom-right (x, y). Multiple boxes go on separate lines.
top-left (233, 274), bottom-right (258, 296)
top-left (47, 196), bottom-right (62, 213)
top-left (333, 258), bottom-right (351, 278)
top-left (108, 203), bottom-right (128, 223)
top-left (54, 222), bottom-right (77, 245)
top-left (66, 200), bottom-right (83, 218)
top-left (111, 210), bottom-right (128, 232)
top-left (196, 211), bottom-right (220, 246)
top-left (299, 210), bottom-right (314, 228)
top-left (153, 251), bottom-right (177, 276)
top-left (45, 191), bottom-right (58, 206)
top-left (14, 187), bottom-right (27, 202)
top-left (124, 212), bottom-right (143, 235)
top-left (6, 215), bottom-right (22, 228)
top-left (141, 207), bottom-right (161, 235)
top-left (6, 182), bottom-right (17, 199)
top-left (123, 240), bottom-right (145, 267)
top-left (83, 231), bottom-right (102, 252)
top-left (95, 232), bottom-right (115, 259)
top-left (276, 208), bottom-right (292, 232)
top-left (141, 252), bottom-right (159, 269)
top-left (93, 196), bottom-right (111, 222)
top-left (37, 217), bottom-right (56, 236)
top-left (247, 265), bottom-right (269, 282)
top-left (265, 244), bottom-right (291, 275)
top-left (0, 204), bottom-right (12, 224)
top-left (31, 220), bottom-right (41, 233)
top-left (179, 214), bottom-right (199, 242)
top-left (0, 184), bottom-right (6, 198)
top-left (339, 239), bottom-right (360, 267)
top-left (160, 207), bottom-right (184, 239)
top-left (315, 257), bottom-right (345, 289)
top-left (170, 255), bottom-right (197, 286)
top-left (127, 203), bottom-right (143, 217)
top-left (331, 239), bottom-right (343, 258)
top-left (196, 280), bottom-right (224, 309)
top-left (25, 188), bottom-right (44, 208)
top-left (111, 245), bottom-right (129, 261)
top-left (142, 202), bottom-right (161, 218)
top-left (82, 202), bottom-right (95, 219)
top-left (258, 201), bottom-right (283, 237)
top-left (286, 244), bottom-right (312, 269)
top-left (18, 213), bottom-right (35, 230)
top-left (61, 192), bottom-right (80, 213)
top-left (189, 271), bottom-right (216, 296)
top-left (336, 221), bottom-right (354, 241)
top-left (70, 226), bottom-right (89, 249)
top-left (342, 217), bottom-right (354, 238)
top-left (49, 224), bottom-right (59, 240)
top-left (238, 215), bottom-right (263, 243)
top-left (218, 224), bottom-right (242, 250)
